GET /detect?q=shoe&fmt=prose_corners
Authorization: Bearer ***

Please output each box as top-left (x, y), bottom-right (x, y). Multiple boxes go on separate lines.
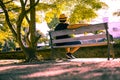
top-left (66, 53), bottom-right (76, 59)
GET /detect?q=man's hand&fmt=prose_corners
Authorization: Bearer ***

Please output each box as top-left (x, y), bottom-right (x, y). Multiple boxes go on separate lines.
top-left (67, 24), bottom-right (90, 29)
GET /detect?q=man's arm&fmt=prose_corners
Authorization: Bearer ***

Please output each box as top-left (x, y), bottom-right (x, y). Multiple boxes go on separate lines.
top-left (67, 24), bottom-right (90, 29)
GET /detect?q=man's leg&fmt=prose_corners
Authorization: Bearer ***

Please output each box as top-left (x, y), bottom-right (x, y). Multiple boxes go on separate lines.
top-left (65, 47), bottom-right (80, 59)
top-left (66, 47), bottom-right (80, 59)
top-left (70, 47), bottom-right (80, 54)
top-left (66, 47), bottom-right (70, 53)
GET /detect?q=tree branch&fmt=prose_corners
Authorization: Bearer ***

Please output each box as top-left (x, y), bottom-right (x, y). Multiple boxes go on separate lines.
top-left (16, 0), bottom-right (39, 48)
top-left (0, 0), bottom-right (17, 37)
top-left (26, 0), bottom-right (39, 13)
top-left (34, 35), bottom-right (41, 45)
top-left (3, 0), bottom-right (14, 4)
top-left (25, 15), bottom-right (31, 45)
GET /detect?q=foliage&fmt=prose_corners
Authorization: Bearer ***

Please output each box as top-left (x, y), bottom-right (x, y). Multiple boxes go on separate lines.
top-left (114, 39), bottom-right (120, 44)
top-left (47, 15), bottom-right (59, 30)
top-left (44, 0), bottom-right (108, 29)
top-left (0, 0), bottom-right (19, 49)
top-left (69, 5), bottom-right (97, 23)
top-left (113, 11), bottom-right (120, 16)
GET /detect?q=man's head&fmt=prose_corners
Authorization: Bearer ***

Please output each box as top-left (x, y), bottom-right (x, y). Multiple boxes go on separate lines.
top-left (59, 14), bottom-right (67, 22)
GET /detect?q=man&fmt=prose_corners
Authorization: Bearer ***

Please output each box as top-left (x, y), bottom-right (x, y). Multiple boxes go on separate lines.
top-left (55, 14), bottom-right (89, 59)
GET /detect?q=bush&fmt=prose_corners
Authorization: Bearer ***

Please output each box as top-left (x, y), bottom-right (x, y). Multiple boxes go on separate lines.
top-left (0, 43), bottom-right (120, 60)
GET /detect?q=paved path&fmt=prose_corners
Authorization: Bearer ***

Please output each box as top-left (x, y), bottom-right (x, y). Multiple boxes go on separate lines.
top-left (0, 58), bottom-right (120, 80)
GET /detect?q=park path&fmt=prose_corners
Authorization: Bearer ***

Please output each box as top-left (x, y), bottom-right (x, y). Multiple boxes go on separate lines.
top-left (0, 58), bottom-right (120, 80)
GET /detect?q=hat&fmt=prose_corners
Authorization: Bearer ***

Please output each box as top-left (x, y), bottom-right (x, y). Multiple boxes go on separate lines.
top-left (59, 14), bottom-right (67, 20)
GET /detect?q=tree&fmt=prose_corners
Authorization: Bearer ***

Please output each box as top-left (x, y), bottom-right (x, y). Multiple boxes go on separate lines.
top-left (69, 0), bottom-right (108, 23)
top-left (0, 0), bottom-right (40, 62)
top-left (45, 0), bottom-right (108, 29)
top-left (113, 11), bottom-right (120, 16)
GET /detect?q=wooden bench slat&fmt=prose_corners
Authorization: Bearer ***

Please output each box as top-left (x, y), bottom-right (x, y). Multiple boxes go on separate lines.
top-left (53, 42), bottom-right (108, 48)
top-left (50, 23), bottom-right (107, 37)
top-left (52, 34), bottom-right (106, 44)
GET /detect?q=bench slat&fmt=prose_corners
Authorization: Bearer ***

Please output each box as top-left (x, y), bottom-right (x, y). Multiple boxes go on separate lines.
top-left (52, 34), bottom-right (106, 44)
top-left (50, 23), bottom-right (107, 38)
top-left (53, 42), bottom-right (108, 48)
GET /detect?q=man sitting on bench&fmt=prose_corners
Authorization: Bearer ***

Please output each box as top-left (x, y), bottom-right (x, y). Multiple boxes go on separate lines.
top-left (54, 14), bottom-right (89, 59)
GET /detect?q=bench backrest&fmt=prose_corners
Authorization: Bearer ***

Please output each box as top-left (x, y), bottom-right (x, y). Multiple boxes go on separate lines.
top-left (49, 23), bottom-right (111, 48)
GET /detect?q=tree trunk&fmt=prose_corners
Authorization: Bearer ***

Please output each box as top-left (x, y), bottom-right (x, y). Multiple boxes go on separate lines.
top-left (23, 0), bottom-right (39, 62)
top-left (23, 47), bottom-right (38, 62)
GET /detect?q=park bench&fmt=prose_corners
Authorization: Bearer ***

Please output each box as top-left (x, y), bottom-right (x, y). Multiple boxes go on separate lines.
top-left (49, 23), bottom-right (114, 60)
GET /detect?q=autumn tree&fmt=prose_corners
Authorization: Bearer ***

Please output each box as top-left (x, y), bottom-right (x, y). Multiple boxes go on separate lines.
top-left (0, 0), bottom-right (40, 62)
top-left (46, 0), bottom-right (108, 29)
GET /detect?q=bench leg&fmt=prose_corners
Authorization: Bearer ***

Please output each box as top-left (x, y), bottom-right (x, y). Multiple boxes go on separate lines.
top-left (107, 44), bottom-right (110, 60)
top-left (110, 43), bottom-right (115, 59)
top-left (107, 43), bottom-right (115, 60)
top-left (50, 48), bottom-right (55, 60)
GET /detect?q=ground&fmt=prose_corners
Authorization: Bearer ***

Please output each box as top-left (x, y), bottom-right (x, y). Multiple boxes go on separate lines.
top-left (0, 58), bottom-right (120, 80)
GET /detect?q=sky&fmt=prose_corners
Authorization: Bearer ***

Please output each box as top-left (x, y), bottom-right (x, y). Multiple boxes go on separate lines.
top-left (91, 0), bottom-right (120, 23)
top-left (90, 0), bottom-right (120, 38)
